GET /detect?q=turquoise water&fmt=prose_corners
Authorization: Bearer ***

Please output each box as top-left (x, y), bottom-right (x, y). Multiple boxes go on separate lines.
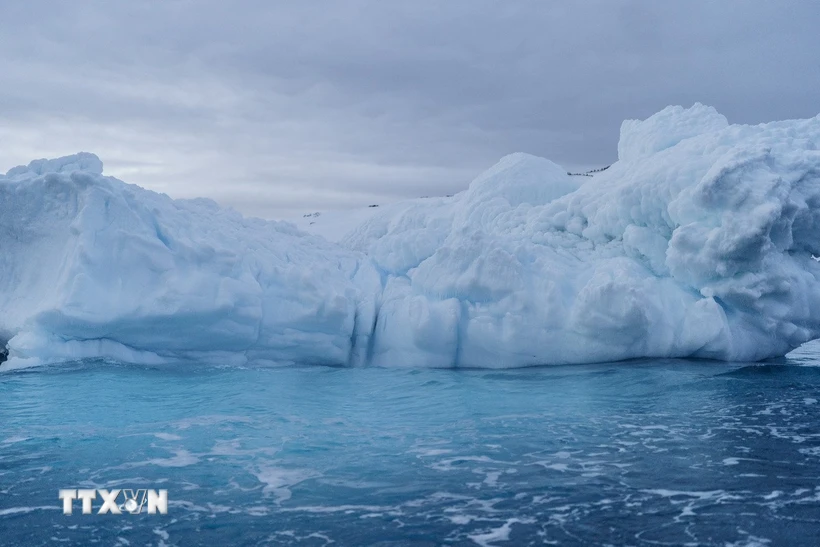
top-left (2, 345), bottom-right (820, 546)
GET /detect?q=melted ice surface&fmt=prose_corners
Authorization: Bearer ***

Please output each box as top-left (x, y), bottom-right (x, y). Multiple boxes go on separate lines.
top-left (3, 104), bottom-right (820, 368)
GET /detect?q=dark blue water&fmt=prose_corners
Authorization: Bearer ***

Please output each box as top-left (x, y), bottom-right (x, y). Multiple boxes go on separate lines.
top-left (2, 344), bottom-right (820, 546)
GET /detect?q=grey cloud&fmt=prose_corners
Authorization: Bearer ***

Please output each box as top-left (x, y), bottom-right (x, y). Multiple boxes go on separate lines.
top-left (1, 0), bottom-right (819, 218)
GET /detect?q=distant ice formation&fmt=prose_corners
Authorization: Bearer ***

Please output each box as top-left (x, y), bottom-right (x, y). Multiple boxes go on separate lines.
top-left (2, 104), bottom-right (820, 369)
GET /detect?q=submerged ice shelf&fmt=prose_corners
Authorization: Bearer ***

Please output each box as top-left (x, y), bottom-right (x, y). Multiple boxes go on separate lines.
top-left (2, 103), bottom-right (820, 369)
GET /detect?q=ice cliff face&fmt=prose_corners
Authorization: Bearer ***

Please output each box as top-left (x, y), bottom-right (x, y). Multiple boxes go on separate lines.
top-left (0, 158), bottom-right (380, 368)
top-left (3, 104), bottom-right (820, 369)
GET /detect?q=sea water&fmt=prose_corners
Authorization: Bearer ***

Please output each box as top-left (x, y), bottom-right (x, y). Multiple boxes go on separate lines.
top-left (2, 344), bottom-right (820, 546)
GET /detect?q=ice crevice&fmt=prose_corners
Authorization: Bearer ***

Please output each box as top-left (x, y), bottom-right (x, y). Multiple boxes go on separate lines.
top-left (2, 105), bottom-right (820, 369)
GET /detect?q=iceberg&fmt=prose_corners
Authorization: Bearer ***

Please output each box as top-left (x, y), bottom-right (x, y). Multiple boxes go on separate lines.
top-left (2, 104), bottom-right (820, 369)
top-left (0, 153), bottom-right (381, 369)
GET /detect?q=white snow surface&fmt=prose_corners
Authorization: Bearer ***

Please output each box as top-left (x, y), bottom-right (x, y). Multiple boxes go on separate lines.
top-left (3, 104), bottom-right (820, 369)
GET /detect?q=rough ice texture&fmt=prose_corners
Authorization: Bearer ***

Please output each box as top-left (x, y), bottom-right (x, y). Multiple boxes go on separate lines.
top-left (0, 156), bottom-right (380, 369)
top-left (3, 104), bottom-right (820, 369)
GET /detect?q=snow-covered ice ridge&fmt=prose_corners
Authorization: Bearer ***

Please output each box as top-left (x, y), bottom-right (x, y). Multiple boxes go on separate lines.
top-left (3, 103), bottom-right (820, 369)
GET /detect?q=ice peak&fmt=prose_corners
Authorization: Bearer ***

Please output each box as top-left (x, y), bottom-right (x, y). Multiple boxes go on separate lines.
top-left (4, 152), bottom-right (104, 181)
top-left (618, 103), bottom-right (729, 162)
top-left (466, 152), bottom-right (577, 207)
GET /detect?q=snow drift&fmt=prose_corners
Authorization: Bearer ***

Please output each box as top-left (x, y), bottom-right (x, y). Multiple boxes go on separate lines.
top-left (3, 104), bottom-right (820, 369)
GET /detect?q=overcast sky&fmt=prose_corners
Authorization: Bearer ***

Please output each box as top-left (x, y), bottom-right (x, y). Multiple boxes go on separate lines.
top-left (1, 1), bottom-right (819, 218)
